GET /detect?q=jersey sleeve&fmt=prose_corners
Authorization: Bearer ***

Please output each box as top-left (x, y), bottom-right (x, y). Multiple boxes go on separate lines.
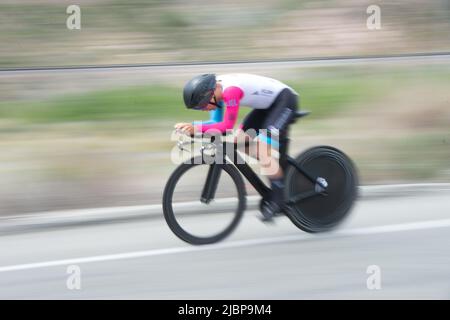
top-left (192, 107), bottom-right (223, 126)
top-left (195, 86), bottom-right (244, 134)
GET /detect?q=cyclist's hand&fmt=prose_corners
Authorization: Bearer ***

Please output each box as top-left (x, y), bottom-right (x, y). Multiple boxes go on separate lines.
top-left (174, 123), bottom-right (195, 136)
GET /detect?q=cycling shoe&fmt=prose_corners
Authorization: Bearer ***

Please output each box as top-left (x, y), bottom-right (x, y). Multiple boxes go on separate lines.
top-left (260, 200), bottom-right (282, 222)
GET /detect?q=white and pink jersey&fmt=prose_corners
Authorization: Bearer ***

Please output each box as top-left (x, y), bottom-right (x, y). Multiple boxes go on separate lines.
top-left (218, 73), bottom-right (297, 109)
top-left (195, 73), bottom-right (298, 133)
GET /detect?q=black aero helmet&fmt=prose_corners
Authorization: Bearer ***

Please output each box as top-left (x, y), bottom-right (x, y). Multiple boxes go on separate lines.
top-left (183, 74), bottom-right (216, 109)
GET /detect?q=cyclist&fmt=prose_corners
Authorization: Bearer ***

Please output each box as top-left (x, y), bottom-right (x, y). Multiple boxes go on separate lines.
top-left (175, 73), bottom-right (298, 221)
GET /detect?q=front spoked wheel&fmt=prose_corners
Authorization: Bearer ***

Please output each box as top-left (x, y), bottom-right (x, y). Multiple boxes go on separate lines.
top-left (284, 146), bottom-right (358, 233)
top-left (163, 157), bottom-right (246, 245)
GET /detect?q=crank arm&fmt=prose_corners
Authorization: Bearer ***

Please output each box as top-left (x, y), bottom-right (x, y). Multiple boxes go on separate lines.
top-left (287, 190), bottom-right (328, 205)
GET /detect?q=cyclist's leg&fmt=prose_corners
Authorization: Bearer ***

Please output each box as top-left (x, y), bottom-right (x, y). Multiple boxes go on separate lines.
top-left (257, 89), bottom-right (298, 214)
top-left (235, 108), bottom-right (266, 159)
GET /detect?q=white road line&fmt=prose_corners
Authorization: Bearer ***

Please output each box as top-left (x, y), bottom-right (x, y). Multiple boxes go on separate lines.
top-left (362, 183), bottom-right (450, 191)
top-left (1, 218), bottom-right (450, 273)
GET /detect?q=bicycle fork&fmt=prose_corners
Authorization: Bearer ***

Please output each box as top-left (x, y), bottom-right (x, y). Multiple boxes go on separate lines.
top-left (200, 164), bottom-right (222, 204)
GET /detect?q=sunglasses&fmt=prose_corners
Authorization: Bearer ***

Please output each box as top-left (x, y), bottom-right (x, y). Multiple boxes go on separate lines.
top-left (192, 94), bottom-right (221, 110)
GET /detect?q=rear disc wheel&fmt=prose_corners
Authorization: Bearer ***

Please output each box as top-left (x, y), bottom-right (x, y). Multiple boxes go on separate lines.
top-left (284, 146), bottom-right (358, 233)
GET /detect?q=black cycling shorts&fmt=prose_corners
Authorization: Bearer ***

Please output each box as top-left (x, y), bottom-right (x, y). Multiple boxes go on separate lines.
top-left (241, 88), bottom-right (298, 151)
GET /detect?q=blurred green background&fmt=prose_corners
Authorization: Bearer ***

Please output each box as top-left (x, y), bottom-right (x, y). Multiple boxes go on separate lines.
top-left (0, 0), bottom-right (449, 67)
top-left (0, 1), bottom-right (449, 215)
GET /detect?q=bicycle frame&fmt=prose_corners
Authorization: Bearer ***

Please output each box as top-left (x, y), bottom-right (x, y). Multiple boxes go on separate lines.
top-left (200, 136), bottom-right (328, 205)
top-left (200, 140), bottom-right (270, 203)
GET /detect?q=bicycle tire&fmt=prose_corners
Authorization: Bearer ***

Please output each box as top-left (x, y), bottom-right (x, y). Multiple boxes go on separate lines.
top-left (163, 156), bottom-right (247, 245)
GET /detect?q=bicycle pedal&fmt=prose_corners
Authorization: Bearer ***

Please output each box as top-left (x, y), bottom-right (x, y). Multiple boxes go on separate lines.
top-left (273, 211), bottom-right (284, 217)
top-left (259, 201), bottom-right (282, 223)
top-left (258, 214), bottom-right (276, 224)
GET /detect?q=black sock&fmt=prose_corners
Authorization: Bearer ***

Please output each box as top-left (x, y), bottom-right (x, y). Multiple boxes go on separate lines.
top-left (270, 177), bottom-right (285, 206)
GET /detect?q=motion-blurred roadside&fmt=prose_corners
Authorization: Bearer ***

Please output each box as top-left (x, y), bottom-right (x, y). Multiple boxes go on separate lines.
top-left (0, 0), bottom-right (449, 216)
top-left (1, 0), bottom-right (449, 67)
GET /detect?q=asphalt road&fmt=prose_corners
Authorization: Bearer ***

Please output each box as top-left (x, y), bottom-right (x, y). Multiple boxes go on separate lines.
top-left (0, 187), bottom-right (449, 299)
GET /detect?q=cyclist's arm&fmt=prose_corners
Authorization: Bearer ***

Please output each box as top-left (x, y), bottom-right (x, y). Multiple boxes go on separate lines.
top-left (194, 86), bottom-right (243, 134)
top-left (192, 107), bottom-right (223, 126)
